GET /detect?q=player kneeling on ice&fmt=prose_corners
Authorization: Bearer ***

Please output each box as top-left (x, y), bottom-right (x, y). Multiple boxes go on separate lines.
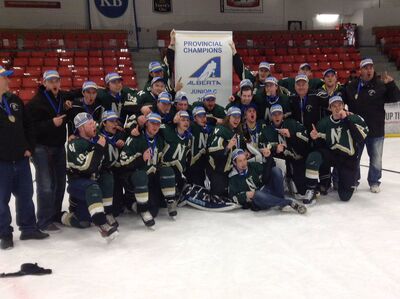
top-left (119, 113), bottom-right (176, 228)
top-left (63, 113), bottom-right (118, 241)
top-left (304, 96), bottom-right (369, 203)
top-left (228, 149), bottom-right (307, 214)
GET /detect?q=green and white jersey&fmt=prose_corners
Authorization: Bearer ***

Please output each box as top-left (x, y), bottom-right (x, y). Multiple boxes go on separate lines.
top-left (98, 129), bottom-right (125, 170)
top-left (316, 114), bottom-right (368, 156)
top-left (67, 137), bottom-right (105, 179)
top-left (259, 118), bottom-right (309, 160)
top-left (160, 124), bottom-right (192, 174)
top-left (120, 132), bottom-right (164, 175)
top-left (136, 90), bottom-right (158, 109)
top-left (208, 125), bottom-right (245, 173)
top-left (228, 162), bottom-right (263, 206)
top-left (97, 86), bottom-right (139, 119)
top-left (189, 122), bottom-right (210, 166)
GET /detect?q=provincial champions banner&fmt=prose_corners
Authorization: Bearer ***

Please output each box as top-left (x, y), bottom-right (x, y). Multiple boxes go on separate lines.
top-left (175, 31), bottom-right (233, 105)
top-left (89, 0), bottom-right (135, 30)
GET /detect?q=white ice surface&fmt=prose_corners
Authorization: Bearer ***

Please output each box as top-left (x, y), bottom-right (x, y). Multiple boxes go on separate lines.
top-left (1, 139), bottom-right (400, 299)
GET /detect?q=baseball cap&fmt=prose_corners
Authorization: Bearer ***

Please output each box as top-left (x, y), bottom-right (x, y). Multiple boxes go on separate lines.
top-left (270, 104), bottom-right (283, 114)
top-left (239, 79), bottom-right (253, 89)
top-left (82, 81), bottom-right (98, 92)
top-left (74, 112), bottom-right (93, 129)
top-left (360, 58), bottom-right (374, 68)
top-left (193, 106), bottom-right (207, 117)
top-left (151, 76), bottom-right (165, 86)
top-left (0, 65), bottom-right (14, 77)
top-left (105, 72), bottom-right (122, 84)
top-left (146, 113), bottom-right (162, 124)
top-left (227, 106), bottom-right (242, 117)
top-left (265, 76), bottom-right (278, 85)
top-left (295, 74), bottom-right (309, 83)
top-left (259, 62), bottom-right (271, 70)
top-left (148, 61), bottom-right (163, 73)
top-left (329, 95), bottom-right (344, 106)
top-left (158, 91), bottom-right (172, 104)
top-left (101, 110), bottom-right (119, 122)
top-left (43, 70), bottom-right (60, 81)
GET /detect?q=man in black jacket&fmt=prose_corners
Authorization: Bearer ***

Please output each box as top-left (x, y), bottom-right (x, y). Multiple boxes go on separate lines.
top-left (343, 58), bottom-right (400, 193)
top-left (0, 66), bottom-right (49, 250)
top-left (26, 70), bottom-right (73, 232)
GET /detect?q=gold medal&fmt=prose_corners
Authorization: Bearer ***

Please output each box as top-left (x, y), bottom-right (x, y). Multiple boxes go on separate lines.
top-left (8, 115), bottom-right (15, 123)
top-left (355, 94), bottom-right (358, 100)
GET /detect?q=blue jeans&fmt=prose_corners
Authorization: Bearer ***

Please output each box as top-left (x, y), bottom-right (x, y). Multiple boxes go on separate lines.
top-left (253, 167), bottom-right (292, 210)
top-left (356, 136), bottom-right (384, 186)
top-left (32, 145), bottom-right (66, 229)
top-left (0, 158), bottom-right (37, 237)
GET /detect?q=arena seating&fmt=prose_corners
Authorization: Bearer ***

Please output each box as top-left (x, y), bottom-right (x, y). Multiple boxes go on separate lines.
top-left (373, 26), bottom-right (400, 70)
top-left (0, 30), bottom-right (137, 102)
top-left (157, 30), bottom-right (361, 93)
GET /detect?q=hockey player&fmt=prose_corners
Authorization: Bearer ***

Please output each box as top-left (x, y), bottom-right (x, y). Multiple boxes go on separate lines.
top-left (119, 113), bottom-right (176, 227)
top-left (192, 91), bottom-right (226, 128)
top-left (97, 72), bottom-right (139, 121)
top-left (151, 91), bottom-right (175, 124)
top-left (226, 79), bottom-right (255, 112)
top-left (229, 149), bottom-right (307, 214)
top-left (259, 104), bottom-right (310, 198)
top-left (207, 106), bottom-right (245, 197)
top-left (304, 96), bottom-right (369, 203)
top-left (143, 61), bottom-right (171, 92)
top-left (242, 104), bottom-right (265, 149)
top-left (137, 76), bottom-right (166, 115)
top-left (253, 76), bottom-right (291, 122)
top-left (98, 110), bottom-right (126, 221)
top-left (66, 81), bottom-right (103, 136)
top-left (63, 113), bottom-right (118, 240)
top-left (186, 106), bottom-right (211, 187)
top-left (160, 110), bottom-right (192, 215)
top-left (171, 91), bottom-right (192, 117)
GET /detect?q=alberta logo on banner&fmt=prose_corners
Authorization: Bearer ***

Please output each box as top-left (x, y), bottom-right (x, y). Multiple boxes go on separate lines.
top-left (89, 0), bottom-right (134, 30)
top-left (175, 31), bottom-right (233, 105)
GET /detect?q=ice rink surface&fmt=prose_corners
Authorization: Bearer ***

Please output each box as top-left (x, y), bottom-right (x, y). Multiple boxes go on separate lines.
top-left (1, 139), bottom-right (400, 299)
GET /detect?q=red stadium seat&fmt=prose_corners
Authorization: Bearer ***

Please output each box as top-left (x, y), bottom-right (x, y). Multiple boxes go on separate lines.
top-left (103, 50), bottom-right (116, 57)
top-left (12, 67), bottom-right (25, 77)
top-left (29, 58), bottom-right (44, 66)
top-left (280, 64), bottom-right (293, 73)
top-left (74, 51), bottom-right (89, 57)
top-left (89, 67), bottom-right (104, 76)
top-left (31, 51), bottom-right (46, 58)
top-left (89, 57), bottom-right (103, 66)
top-left (9, 77), bottom-right (22, 89)
top-left (22, 77), bottom-right (40, 88)
top-left (19, 89), bottom-right (36, 102)
top-left (73, 77), bottom-right (88, 88)
top-left (44, 58), bottom-right (59, 67)
top-left (25, 67), bottom-right (42, 77)
top-left (59, 57), bottom-right (74, 66)
top-left (73, 67), bottom-right (89, 76)
top-left (331, 61), bottom-right (344, 70)
top-left (104, 66), bottom-right (118, 74)
top-left (74, 57), bottom-right (89, 66)
top-left (58, 66), bottom-right (73, 77)
top-left (123, 76), bottom-right (137, 88)
top-left (61, 77), bottom-right (73, 89)
top-left (103, 57), bottom-right (118, 66)
top-left (90, 76), bottom-right (104, 87)
top-left (13, 58), bottom-right (29, 67)
top-left (89, 50), bottom-right (103, 57)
